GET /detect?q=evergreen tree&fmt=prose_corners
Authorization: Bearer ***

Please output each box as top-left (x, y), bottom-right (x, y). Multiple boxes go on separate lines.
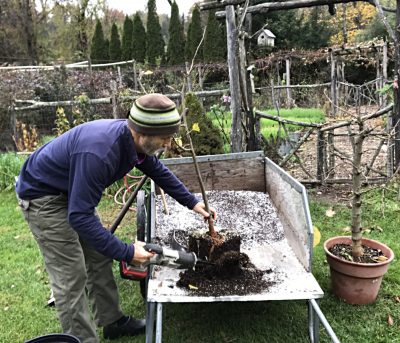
top-left (301, 8), bottom-right (332, 49)
top-left (90, 19), bottom-right (107, 63)
top-left (121, 15), bottom-right (133, 60)
top-left (203, 10), bottom-right (226, 62)
top-left (252, 10), bottom-right (302, 50)
top-left (104, 39), bottom-right (110, 62)
top-left (185, 6), bottom-right (203, 62)
top-left (132, 12), bottom-right (146, 63)
top-left (109, 23), bottom-right (121, 62)
top-left (167, 1), bottom-right (185, 65)
top-left (146, 0), bottom-right (164, 65)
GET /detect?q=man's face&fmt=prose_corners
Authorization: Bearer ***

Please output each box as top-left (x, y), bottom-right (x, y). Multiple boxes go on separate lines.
top-left (140, 134), bottom-right (173, 156)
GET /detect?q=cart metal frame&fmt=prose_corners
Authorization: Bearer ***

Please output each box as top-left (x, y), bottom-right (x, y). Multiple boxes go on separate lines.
top-left (141, 151), bottom-right (339, 343)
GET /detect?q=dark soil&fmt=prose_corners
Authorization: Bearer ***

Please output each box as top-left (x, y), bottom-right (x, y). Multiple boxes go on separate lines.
top-left (329, 243), bottom-right (387, 263)
top-left (177, 234), bottom-right (274, 296)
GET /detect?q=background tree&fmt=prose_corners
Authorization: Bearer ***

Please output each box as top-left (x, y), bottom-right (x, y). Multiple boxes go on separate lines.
top-left (109, 22), bottom-right (121, 62)
top-left (90, 19), bottom-right (107, 63)
top-left (301, 7), bottom-right (333, 49)
top-left (203, 10), bottom-right (226, 62)
top-left (146, 0), bottom-right (164, 65)
top-left (121, 15), bottom-right (133, 61)
top-left (355, 9), bottom-right (396, 42)
top-left (132, 12), bottom-right (147, 63)
top-left (252, 9), bottom-right (303, 50)
top-left (180, 93), bottom-right (224, 156)
top-left (167, 1), bottom-right (185, 65)
top-left (75, 0), bottom-right (90, 61)
top-left (0, 0), bottom-right (26, 64)
top-left (185, 6), bottom-right (203, 62)
top-left (329, 3), bottom-right (376, 44)
top-left (20, 0), bottom-right (39, 65)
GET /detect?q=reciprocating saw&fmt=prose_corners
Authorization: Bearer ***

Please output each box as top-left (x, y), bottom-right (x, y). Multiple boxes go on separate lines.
top-left (120, 243), bottom-right (211, 281)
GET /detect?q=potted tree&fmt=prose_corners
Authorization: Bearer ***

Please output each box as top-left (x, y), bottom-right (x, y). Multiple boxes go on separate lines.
top-left (323, 102), bottom-right (395, 305)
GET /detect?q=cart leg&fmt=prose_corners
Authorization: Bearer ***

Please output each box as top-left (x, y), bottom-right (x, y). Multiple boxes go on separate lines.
top-left (309, 299), bottom-right (341, 343)
top-left (155, 303), bottom-right (163, 343)
top-left (308, 299), bottom-right (320, 343)
top-left (146, 301), bottom-right (156, 343)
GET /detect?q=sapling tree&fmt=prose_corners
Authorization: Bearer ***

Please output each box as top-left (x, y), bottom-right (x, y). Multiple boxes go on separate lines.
top-left (350, 95), bottom-right (368, 257)
top-left (181, 108), bottom-right (216, 237)
top-left (349, 88), bottom-right (385, 258)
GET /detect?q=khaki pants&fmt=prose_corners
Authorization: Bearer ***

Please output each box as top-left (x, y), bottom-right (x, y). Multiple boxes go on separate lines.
top-left (18, 194), bottom-right (123, 343)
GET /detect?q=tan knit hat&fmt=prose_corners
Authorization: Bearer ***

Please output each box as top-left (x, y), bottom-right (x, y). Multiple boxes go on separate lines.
top-left (128, 93), bottom-right (181, 135)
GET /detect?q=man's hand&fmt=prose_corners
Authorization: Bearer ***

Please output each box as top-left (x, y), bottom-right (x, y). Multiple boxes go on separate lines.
top-left (192, 202), bottom-right (217, 221)
top-left (131, 241), bottom-right (155, 264)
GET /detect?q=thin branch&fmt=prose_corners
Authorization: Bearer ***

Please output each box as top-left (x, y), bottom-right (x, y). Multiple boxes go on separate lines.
top-left (371, 0), bottom-right (397, 44)
top-left (187, 27), bottom-right (207, 76)
top-left (279, 128), bottom-right (314, 167)
top-left (181, 108), bottom-right (216, 237)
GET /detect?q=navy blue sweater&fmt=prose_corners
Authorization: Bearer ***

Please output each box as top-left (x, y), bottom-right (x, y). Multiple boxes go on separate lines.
top-left (16, 119), bottom-right (199, 262)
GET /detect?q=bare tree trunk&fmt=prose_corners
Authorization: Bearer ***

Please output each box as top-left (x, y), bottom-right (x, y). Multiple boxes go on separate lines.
top-left (351, 88), bottom-right (364, 257)
top-left (76, 0), bottom-right (89, 59)
top-left (20, 0), bottom-right (38, 65)
top-left (351, 127), bottom-right (365, 257)
top-left (342, 3), bottom-right (347, 44)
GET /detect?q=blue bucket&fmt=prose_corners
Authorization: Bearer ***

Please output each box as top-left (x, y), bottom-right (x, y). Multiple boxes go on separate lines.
top-left (24, 333), bottom-right (81, 343)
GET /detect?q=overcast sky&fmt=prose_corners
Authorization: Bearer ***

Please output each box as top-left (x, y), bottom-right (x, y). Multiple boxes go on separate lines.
top-left (107, 0), bottom-right (199, 16)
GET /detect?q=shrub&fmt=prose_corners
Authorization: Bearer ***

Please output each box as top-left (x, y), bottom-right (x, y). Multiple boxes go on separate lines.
top-left (180, 93), bottom-right (224, 156)
top-left (0, 153), bottom-right (27, 191)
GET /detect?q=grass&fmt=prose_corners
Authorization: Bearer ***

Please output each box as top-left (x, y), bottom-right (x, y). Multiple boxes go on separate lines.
top-left (208, 107), bottom-right (324, 152)
top-left (259, 108), bottom-right (325, 138)
top-left (1, 182), bottom-right (399, 342)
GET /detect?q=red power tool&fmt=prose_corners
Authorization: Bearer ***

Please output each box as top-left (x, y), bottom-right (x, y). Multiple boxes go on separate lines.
top-left (120, 243), bottom-right (211, 281)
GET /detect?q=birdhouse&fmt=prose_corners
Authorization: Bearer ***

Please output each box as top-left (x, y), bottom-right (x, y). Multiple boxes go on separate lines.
top-left (257, 29), bottom-right (276, 47)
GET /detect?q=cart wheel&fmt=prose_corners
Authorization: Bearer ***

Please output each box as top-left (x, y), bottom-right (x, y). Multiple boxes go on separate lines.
top-left (136, 190), bottom-right (148, 300)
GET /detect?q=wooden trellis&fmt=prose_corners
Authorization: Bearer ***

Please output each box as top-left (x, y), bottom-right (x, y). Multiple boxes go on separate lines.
top-left (255, 102), bottom-right (394, 185)
top-left (199, 0), bottom-right (400, 169)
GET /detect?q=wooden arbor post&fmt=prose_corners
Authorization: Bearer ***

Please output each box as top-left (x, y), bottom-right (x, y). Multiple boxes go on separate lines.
top-left (394, 1), bottom-right (400, 168)
top-left (330, 49), bottom-right (338, 117)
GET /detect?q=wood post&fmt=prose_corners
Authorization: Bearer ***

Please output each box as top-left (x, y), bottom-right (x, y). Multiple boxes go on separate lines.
top-left (198, 65), bottom-right (204, 90)
top-left (330, 50), bottom-right (337, 116)
top-left (226, 5), bottom-right (243, 153)
top-left (133, 61), bottom-right (138, 91)
top-left (111, 80), bottom-right (118, 119)
top-left (317, 130), bottom-right (325, 182)
top-left (387, 108), bottom-right (394, 177)
top-left (376, 49), bottom-right (382, 107)
top-left (185, 62), bottom-right (193, 92)
top-left (327, 130), bottom-right (335, 178)
top-left (9, 105), bottom-right (17, 148)
top-left (117, 66), bottom-right (122, 87)
top-left (382, 41), bottom-right (388, 107)
top-left (285, 58), bottom-right (292, 108)
top-left (270, 79), bottom-right (276, 109)
top-left (394, 1), bottom-right (400, 168)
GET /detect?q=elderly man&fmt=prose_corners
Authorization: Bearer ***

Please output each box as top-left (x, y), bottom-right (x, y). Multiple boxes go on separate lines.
top-left (16, 93), bottom-right (215, 342)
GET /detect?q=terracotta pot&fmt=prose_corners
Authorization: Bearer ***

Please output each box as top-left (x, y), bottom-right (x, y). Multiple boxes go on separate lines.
top-left (324, 236), bottom-right (394, 305)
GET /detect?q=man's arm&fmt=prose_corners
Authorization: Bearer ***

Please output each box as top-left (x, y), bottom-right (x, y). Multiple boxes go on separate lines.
top-left (136, 155), bottom-right (200, 209)
top-left (67, 152), bottom-right (135, 262)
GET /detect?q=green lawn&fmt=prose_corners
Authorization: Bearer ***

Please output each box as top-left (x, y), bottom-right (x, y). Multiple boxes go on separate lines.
top-left (208, 107), bottom-right (325, 152)
top-left (1, 183), bottom-right (399, 342)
